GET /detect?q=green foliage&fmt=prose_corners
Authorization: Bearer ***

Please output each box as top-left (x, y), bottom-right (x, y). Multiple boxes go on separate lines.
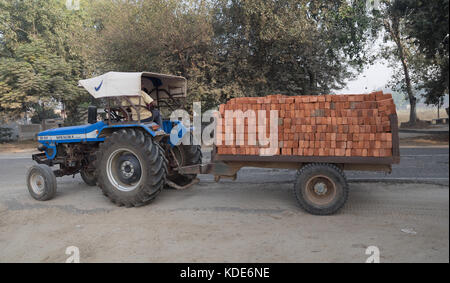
top-left (0, 0), bottom-right (91, 122)
top-left (5, 0), bottom-right (444, 125)
top-left (385, 0), bottom-right (449, 105)
top-left (30, 104), bottom-right (61, 124)
top-left (211, 0), bottom-right (375, 98)
top-left (89, 0), bottom-right (376, 110)
top-left (0, 126), bottom-right (13, 142)
top-left (374, 0), bottom-right (423, 123)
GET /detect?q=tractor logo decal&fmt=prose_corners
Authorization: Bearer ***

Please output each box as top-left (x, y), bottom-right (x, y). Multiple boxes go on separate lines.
top-left (95, 80), bottom-right (103, 92)
top-left (38, 130), bottom-right (99, 141)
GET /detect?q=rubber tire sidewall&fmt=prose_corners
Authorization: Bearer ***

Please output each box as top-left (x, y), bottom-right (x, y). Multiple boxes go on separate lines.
top-left (26, 164), bottom-right (57, 201)
top-left (294, 163), bottom-right (348, 215)
top-left (95, 129), bottom-right (167, 207)
top-left (80, 169), bottom-right (97, 186)
top-left (167, 145), bottom-right (202, 187)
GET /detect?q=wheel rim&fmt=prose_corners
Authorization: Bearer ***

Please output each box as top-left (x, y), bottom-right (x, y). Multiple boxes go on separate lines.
top-left (106, 148), bottom-right (143, 192)
top-left (30, 172), bottom-right (45, 195)
top-left (305, 175), bottom-right (337, 206)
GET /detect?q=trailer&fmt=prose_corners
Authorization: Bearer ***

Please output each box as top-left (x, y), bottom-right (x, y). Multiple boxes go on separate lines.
top-left (177, 114), bottom-right (400, 215)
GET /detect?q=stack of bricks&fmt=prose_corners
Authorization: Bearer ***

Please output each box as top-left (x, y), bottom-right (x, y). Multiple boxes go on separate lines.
top-left (216, 91), bottom-right (396, 157)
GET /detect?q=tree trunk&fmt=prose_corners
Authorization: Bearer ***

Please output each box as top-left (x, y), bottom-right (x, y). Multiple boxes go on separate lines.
top-left (399, 50), bottom-right (417, 124)
top-left (384, 16), bottom-right (417, 124)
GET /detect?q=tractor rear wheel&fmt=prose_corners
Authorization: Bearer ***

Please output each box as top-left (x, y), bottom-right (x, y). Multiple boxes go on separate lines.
top-left (95, 128), bottom-right (167, 207)
top-left (167, 144), bottom-right (202, 187)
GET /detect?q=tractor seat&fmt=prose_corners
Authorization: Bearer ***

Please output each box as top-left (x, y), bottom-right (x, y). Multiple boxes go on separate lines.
top-left (147, 77), bottom-right (163, 88)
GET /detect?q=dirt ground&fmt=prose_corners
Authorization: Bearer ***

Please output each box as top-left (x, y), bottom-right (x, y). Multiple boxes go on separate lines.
top-left (0, 180), bottom-right (448, 263)
top-left (399, 133), bottom-right (449, 147)
top-left (0, 144), bottom-right (448, 263)
top-left (0, 140), bottom-right (38, 153)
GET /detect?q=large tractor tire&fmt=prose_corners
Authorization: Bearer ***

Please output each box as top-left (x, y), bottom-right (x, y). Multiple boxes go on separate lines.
top-left (26, 164), bottom-right (57, 201)
top-left (167, 144), bottom-right (202, 187)
top-left (95, 128), bottom-right (167, 207)
top-left (294, 163), bottom-right (348, 215)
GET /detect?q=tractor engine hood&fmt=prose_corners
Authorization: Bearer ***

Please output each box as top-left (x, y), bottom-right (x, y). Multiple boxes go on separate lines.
top-left (37, 122), bottom-right (105, 142)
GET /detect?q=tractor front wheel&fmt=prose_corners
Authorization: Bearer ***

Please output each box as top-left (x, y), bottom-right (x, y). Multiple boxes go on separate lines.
top-left (26, 164), bottom-right (57, 201)
top-left (95, 129), bottom-right (167, 207)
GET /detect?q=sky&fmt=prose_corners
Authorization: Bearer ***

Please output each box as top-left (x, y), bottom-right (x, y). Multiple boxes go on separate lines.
top-left (340, 61), bottom-right (394, 94)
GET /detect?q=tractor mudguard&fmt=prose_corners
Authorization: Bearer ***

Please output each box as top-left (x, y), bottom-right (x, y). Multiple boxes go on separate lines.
top-left (99, 123), bottom-right (163, 138)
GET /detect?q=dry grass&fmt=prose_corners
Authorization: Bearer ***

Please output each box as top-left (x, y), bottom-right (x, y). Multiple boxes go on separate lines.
top-left (0, 140), bottom-right (38, 153)
top-left (397, 108), bottom-right (448, 125)
top-left (399, 133), bottom-right (449, 147)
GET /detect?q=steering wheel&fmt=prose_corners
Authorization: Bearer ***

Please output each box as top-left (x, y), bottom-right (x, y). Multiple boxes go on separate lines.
top-left (105, 107), bottom-right (129, 122)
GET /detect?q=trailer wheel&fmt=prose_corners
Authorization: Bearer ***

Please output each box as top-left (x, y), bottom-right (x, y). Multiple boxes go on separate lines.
top-left (95, 128), bottom-right (167, 207)
top-left (80, 169), bottom-right (97, 186)
top-left (167, 145), bottom-right (202, 187)
top-left (26, 164), bottom-right (57, 201)
top-left (294, 163), bottom-right (348, 215)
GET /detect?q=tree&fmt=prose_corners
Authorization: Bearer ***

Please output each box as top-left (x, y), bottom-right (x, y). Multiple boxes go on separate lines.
top-left (390, 0), bottom-right (449, 106)
top-left (30, 104), bottom-right (61, 124)
top-left (376, 0), bottom-right (418, 124)
top-left (86, 0), bottom-right (218, 110)
top-left (87, 0), bottom-right (376, 110)
top-left (0, 0), bottom-right (91, 124)
top-left (0, 39), bottom-right (77, 118)
top-left (211, 0), bottom-right (376, 99)
top-left (0, 0), bottom-right (382, 120)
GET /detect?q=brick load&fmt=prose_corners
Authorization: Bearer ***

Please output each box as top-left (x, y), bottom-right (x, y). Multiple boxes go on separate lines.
top-left (215, 91), bottom-right (397, 157)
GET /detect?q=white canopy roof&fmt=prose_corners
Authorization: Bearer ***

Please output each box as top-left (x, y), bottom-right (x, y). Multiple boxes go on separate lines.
top-left (78, 72), bottom-right (187, 99)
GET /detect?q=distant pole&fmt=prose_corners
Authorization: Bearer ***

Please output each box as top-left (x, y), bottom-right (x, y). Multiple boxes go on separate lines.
top-left (438, 103), bottom-right (440, 119)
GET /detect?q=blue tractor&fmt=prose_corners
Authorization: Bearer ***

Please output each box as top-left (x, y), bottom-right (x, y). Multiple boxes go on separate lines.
top-left (27, 72), bottom-right (202, 207)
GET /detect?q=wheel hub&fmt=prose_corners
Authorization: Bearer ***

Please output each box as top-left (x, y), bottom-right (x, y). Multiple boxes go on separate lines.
top-left (120, 161), bottom-right (135, 178)
top-left (313, 182), bottom-right (328, 195)
top-left (106, 149), bottom-right (143, 192)
top-left (30, 173), bottom-right (45, 195)
top-left (305, 175), bottom-right (337, 206)
top-left (116, 154), bottom-right (141, 185)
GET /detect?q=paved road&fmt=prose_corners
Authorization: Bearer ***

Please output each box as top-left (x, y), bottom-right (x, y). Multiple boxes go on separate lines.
top-left (1, 147), bottom-right (447, 186)
top-left (0, 147), bottom-right (448, 262)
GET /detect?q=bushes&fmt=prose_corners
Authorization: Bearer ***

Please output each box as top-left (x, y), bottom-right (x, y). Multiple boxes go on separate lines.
top-left (0, 127), bottom-right (13, 143)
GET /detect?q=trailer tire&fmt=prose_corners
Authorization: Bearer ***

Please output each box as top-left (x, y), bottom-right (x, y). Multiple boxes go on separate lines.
top-left (294, 163), bottom-right (348, 215)
top-left (95, 128), bottom-right (167, 207)
top-left (26, 164), bottom-right (57, 201)
top-left (167, 145), bottom-right (202, 187)
top-left (80, 169), bottom-right (97, 186)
